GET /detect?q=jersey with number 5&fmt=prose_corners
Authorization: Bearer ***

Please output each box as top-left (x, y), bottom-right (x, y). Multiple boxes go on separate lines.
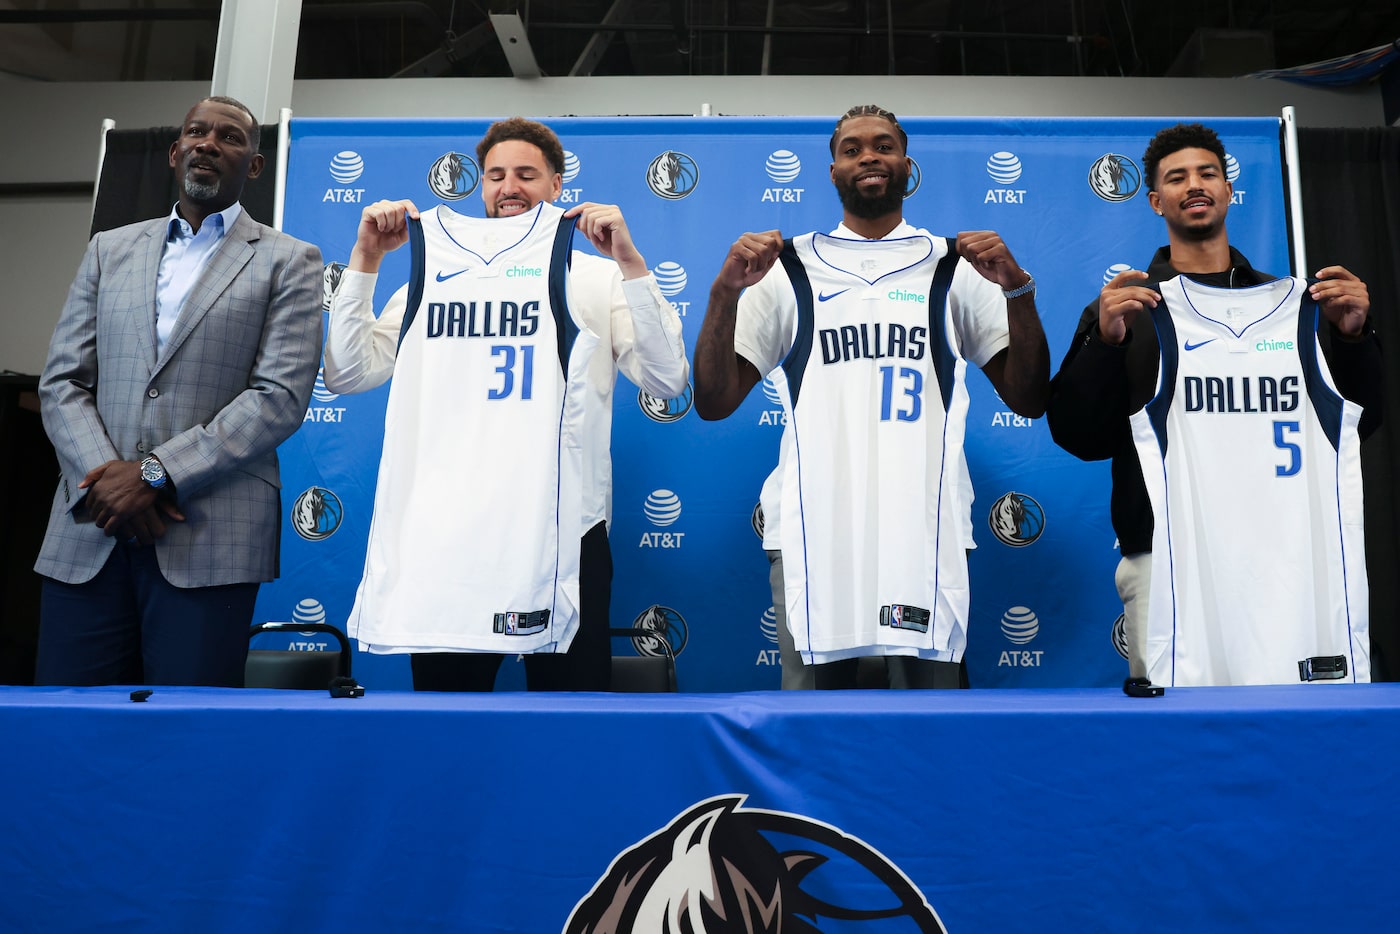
top-left (769, 231), bottom-right (975, 665)
top-left (1130, 274), bottom-right (1369, 685)
top-left (348, 202), bottom-right (600, 655)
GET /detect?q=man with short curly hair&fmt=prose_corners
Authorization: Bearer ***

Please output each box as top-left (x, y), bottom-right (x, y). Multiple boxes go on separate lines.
top-left (1047, 121), bottom-right (1385, 686)
top-left (325, 117), bottom-right (688, 692)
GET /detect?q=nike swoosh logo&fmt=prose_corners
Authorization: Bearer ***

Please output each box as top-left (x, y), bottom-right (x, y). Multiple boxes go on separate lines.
top-left (435, 269), bottom-right (469, 282)
top-left (1183, 339), bottom-right (1217, 351)
top-left (817, 289), bottom-right (850, 302)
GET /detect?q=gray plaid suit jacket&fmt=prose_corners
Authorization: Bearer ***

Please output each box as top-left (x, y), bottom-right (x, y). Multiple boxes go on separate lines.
top-left (35, 208), bottom-right (324, 588)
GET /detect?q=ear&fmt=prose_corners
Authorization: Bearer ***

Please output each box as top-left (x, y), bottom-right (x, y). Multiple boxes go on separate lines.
top-left (550, 172), bottom-right (563, 201)
top-left (1147, 189), bottom-right (1162, 216)
top-left (168, 140), bottom-right (180, 170)
top-left (246, 152), bottom-right (266, 181)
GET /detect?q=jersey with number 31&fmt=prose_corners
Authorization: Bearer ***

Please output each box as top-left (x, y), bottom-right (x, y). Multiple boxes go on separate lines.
top-left (1131, 274), bottom-right (1369, 685)
top-left (348, 202), bottom-right (599, 656)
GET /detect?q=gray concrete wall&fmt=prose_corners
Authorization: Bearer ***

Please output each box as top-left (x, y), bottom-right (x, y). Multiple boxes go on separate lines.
top-left (0, 75), bottom-right (1382, 373)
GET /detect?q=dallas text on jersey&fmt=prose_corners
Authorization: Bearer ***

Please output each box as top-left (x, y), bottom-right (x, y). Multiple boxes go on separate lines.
top-left (1183, 374), bottom-right (1299, 414)
top-left (424, 300), bottom-right (540, 339)
top-left (819, 323), bottom-right (928, 365)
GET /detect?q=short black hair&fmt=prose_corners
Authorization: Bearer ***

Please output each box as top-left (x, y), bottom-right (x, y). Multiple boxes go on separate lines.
top-left (1142, 123), bottom-right (1227, 192)
top-left (199, 95), bottom-right (261, 151)
top-left (829, 104), bottom-right (908, 157)
top-left (476, 117), bottom-right (566, 176)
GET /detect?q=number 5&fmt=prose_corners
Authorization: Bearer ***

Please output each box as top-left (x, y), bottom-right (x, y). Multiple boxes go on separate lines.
top-left (1273, 420), bottom-right (1300, 477)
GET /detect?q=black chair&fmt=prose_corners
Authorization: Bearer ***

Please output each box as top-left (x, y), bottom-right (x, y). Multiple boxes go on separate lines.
top-left (609, 626), bottom-right (678, 692)
top-left (245, 621), bottom-right (352, 690)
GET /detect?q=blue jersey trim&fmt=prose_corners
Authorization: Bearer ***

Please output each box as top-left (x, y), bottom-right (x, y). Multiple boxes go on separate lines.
top-left (1296, 278), bottom-right (1345, 451)
top-left (549, 215), bottom-right (579, 371)
top-left (928, 238), bottom-right (960, 412)
top-left (400, 213), bottom-right (427, 351)
top-left (778, 238), bottom-right (815, 409)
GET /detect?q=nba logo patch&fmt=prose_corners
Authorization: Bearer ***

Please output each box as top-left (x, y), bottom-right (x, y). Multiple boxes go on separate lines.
top-left (891, 605), bottom-right (903, 626)
top-left (505, 612), bottom-right (518, 634)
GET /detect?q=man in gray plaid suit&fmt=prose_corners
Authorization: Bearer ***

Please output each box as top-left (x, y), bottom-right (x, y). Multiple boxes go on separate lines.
top-left (33, 96), bottom-right (324, 687)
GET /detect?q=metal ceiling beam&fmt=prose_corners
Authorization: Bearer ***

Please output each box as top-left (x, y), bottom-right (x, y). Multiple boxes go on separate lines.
top-left (391, 21), bottom-right (496, 77)
top-left (490, 11), bottom-right (543, 77)
top-left (568, 0), bottom-right (634, 77)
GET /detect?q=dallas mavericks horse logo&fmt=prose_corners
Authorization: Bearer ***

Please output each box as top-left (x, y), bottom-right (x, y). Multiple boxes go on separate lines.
top-left (1087, 153), bottom-right (1141, 203)
top-left (292, 486), bottom-right (344, 541)
top-left (988, 491), bottom-right (1045, 547)
top-left (629, 605), bottom-right (688, 658)
top-left (427, 151), bottom-right (480, 201)
top-left (645, 150), bottom-right (700, 200)
top-left (321, 261), bottom-right (346, 313)
top-left (639, 382), bottom-right (693, 423)
top-left (565, 794), bottom-right (947, 932)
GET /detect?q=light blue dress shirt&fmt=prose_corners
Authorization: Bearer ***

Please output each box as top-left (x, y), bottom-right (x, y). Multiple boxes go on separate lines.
top-left (155, 202), bottom-right (243, 355)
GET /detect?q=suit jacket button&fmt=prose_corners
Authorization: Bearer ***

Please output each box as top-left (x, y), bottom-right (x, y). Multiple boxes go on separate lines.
top-left (147, 388), bottom-right (159, 398)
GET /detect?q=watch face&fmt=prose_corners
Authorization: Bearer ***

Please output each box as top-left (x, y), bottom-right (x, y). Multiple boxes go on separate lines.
top-left (141, 459), bottom-right (165, 484)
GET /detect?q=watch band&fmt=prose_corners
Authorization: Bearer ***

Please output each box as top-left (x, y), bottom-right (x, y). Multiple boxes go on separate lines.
top-left (1002, 273), bottom-right (1035, 299)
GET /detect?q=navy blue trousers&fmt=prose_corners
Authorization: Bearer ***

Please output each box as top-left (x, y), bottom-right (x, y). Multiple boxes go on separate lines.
top-left (35, 541), bottom-right (259, 687)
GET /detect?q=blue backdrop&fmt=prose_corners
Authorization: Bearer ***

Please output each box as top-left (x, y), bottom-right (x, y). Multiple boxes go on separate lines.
top-left (254, 115), bottom-right (1289, 691)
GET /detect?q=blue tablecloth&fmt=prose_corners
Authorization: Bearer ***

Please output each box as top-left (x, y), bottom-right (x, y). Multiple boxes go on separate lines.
top-left (4, 684), bottom-right (1396, 932)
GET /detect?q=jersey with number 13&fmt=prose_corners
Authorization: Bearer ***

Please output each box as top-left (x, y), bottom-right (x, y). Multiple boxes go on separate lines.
top-left (769, 231), bottom-right (976, 665)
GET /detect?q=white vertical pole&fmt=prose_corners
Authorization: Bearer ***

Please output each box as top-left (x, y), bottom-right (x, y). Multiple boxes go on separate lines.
top-left (1281, 106), bottom-right (1307, 278)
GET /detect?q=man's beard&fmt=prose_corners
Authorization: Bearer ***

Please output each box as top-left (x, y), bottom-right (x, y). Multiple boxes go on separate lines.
top-left (836, 164), bottom-right (908, 220)
top-left (183, 170), bottom-right (220, 202)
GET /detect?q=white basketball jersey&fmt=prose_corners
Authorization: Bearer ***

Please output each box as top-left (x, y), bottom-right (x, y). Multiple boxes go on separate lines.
top-left (349, 202), bottom-right (600, 654)
top-left (1130, 275), bottom-right (1369, 686)
top-left (771, 232), bottom-right (973, 664)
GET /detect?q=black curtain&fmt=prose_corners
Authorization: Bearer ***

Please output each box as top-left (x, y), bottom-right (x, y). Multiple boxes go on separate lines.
top-left (89, 124), bottom-right (280, 236)
top-left (1298, 127), bottom-right (1400, 680)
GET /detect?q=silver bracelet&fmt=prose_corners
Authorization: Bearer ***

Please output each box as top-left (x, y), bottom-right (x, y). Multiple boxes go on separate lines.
top-left (1002, 274), bottom-right (1035, 299)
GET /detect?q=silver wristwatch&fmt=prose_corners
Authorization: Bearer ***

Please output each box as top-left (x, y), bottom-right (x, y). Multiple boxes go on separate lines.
top-left (140, 456), bottom-right (167, 490)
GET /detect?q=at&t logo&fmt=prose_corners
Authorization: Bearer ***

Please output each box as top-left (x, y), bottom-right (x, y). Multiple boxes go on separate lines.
top-left (984, 150), bottom-right (1027, 204)
top-left (756, 606), bottom-right (781, 666)
top-left (557, 150), bottom-right (583, 203)
top-left (324, 150), bottom-right (366, 204)
top-left (1087, 153), bottom-right (1142, 203)
top-left (760, 149), bottom-right (804, 203)
top-left (998, 605), bottom-right (1045, 667)
top-left (653, 261), bottom-right (689, 316)
top-left (1103, 262), bottom-right (1133, 285)
top-left (290, 598), bottom-right (334, 649)
top-left (1224, 152), bottom-right (1247, 204)
top-left (640, 489), bottom-right (685, 548)
top-left (758, 377), bottom-right (787, 426)
top-left (305, 367), bottom-right (347, 424)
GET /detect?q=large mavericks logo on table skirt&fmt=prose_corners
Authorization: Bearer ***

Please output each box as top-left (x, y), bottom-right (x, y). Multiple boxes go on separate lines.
top-left (565, 794), bottom-right (947, 932)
